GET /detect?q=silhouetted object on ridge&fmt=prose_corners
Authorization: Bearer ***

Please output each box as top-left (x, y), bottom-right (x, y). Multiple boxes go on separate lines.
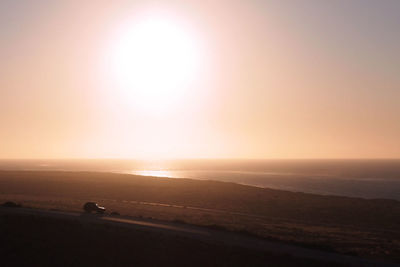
top-left (2, 201), bottom-right (21, 208)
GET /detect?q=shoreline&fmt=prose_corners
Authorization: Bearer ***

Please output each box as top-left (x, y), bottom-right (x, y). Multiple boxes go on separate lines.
top-left (1, 168), bottom-right (399, 201)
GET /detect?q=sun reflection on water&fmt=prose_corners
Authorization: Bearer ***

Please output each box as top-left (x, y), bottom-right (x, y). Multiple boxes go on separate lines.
top-left (130, 170), bottom-right (175, 178)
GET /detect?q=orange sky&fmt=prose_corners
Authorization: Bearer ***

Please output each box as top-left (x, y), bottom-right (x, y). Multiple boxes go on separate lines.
top-left (1, 0), bottom-right (399, 159)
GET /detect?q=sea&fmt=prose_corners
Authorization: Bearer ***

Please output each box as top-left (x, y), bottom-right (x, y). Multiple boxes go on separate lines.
top-left (0, 159), bottom-right (399, 201)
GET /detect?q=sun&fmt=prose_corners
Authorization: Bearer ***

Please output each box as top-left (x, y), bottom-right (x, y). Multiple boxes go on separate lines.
top-left (111, 15), bottom-right (202, 110)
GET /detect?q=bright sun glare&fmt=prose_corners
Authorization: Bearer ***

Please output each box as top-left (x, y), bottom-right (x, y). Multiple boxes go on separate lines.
top-left (112, 15), bottom-right (201, 110)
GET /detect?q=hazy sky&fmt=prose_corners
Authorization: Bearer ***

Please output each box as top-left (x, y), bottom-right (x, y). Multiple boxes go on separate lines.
top-left (1, 0), bottom-right (399, 159)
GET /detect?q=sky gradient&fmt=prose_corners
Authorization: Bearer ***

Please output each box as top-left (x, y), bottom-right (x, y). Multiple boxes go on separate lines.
top-left (1, 0), bottom-right (399, 159)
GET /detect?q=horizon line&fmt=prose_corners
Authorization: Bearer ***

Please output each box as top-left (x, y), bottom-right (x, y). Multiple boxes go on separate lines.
top-left (0, 157), bottom-right (399, 161)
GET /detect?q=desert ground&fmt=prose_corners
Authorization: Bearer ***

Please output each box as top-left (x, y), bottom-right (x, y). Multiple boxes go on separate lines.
top-left (0, 170), bottom-right (399, 264)
top-left (1, 209), bottom-right (350, 267)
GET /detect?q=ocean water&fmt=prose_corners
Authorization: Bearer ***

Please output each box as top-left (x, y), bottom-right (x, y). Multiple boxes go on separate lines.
top-left (0, 159), bottom-right (399, 200)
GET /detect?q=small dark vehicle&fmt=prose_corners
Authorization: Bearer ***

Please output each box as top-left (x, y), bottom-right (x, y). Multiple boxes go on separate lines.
top-left (83, 202), bottom-right (106, 214)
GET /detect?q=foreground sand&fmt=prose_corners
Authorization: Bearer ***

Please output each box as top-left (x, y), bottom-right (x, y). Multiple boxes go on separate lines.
top-left (1, 210), bottom-right (349, 267)
top-left (0, 170), bottom-right (399, 262)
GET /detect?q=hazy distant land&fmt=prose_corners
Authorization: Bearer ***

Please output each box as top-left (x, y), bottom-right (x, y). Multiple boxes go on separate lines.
top-left (0, 170), bottom-right (399, 263)
top-left (1, 159), bottom-right (399, 200)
